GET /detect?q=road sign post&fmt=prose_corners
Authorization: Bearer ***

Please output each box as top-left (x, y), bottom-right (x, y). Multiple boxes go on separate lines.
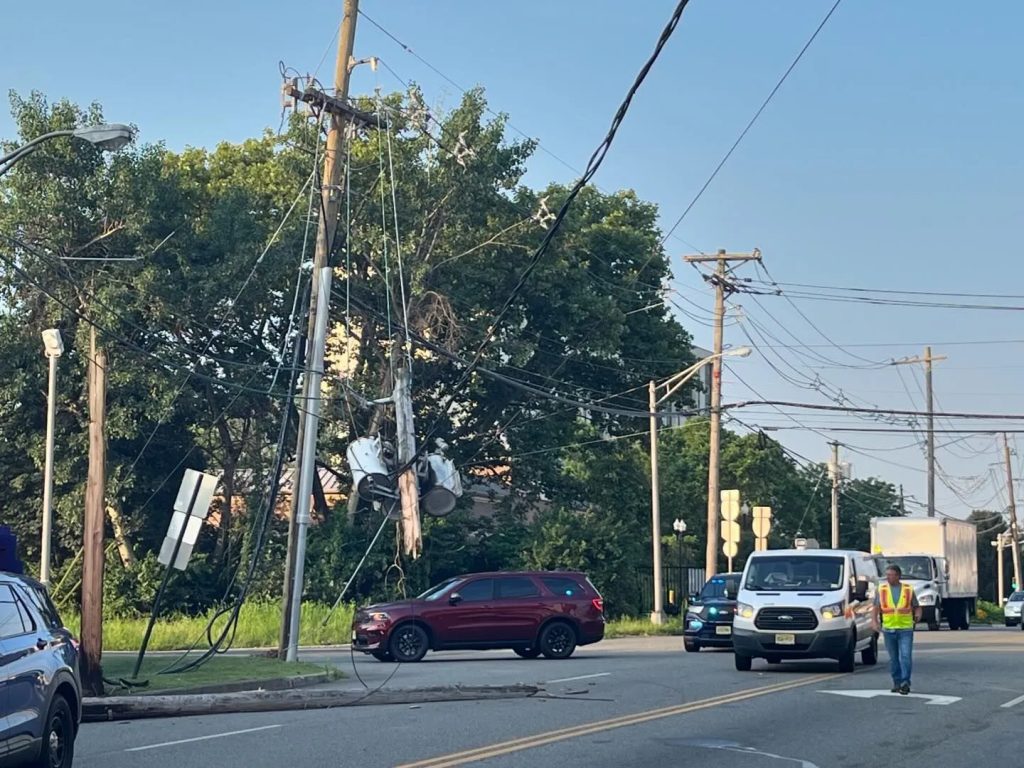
top-left (752, 506), bottom-right (773, 551)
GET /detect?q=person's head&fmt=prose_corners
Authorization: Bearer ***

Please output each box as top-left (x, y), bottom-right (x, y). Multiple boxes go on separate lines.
top-left (886, 564), bottom-right (902, 585)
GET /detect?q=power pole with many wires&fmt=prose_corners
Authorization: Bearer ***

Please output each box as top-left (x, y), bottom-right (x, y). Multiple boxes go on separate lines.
top-left (1002, 433), bottom-right (1023, 593)
top-left (684, 248), bottom-right (761, 579)
top-left (892, 347), bottom-right (946, 517)
top-left (829, 441), bottom-right (840, 549)
top-left (80, 325), bottom-right (107, 696)
top-left (278, 0), bottom-right (362, 662)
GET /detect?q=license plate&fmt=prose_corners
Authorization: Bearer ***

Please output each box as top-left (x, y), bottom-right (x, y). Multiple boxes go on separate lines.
top-left (775, 633), bottom-right (796, 646)
top-left (715, 625), bottom-right (732, 636)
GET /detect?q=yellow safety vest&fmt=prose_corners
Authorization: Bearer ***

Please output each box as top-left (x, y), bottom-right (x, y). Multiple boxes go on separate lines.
top-left (879, 583), bottom-right (915, 630)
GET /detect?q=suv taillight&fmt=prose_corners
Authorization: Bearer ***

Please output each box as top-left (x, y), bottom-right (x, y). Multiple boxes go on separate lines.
top-left (592, 598), bottom-right (604, 613)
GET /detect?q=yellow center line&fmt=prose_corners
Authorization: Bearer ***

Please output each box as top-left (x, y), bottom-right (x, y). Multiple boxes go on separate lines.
top-left (396, 672), bottom-right (842, 768)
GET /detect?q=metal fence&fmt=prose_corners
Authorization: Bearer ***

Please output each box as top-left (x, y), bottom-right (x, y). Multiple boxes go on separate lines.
top-left (635, 565), bottom-right (706, 615)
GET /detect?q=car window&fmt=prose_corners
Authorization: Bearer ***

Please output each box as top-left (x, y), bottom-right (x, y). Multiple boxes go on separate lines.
top-left (1010, 592), bottom-right (1024, 602)
top-left (18, 584), bottom-right (63, 630)
top-left (0, 585), bottom-right (32, 639)
top-left (541, 576), bottom-right (586, 597)
top-left (456, 579), bottom-right (494, 602)
top-left (498, 577), bottom-right (540, 599)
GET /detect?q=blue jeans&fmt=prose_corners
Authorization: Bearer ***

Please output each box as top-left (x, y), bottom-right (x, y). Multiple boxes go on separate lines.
top-left (883, 629), bottom-right (913, 686)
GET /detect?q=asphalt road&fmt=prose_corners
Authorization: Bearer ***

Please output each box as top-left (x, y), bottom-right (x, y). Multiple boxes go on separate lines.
top-left (78, 628), bottom-right (1024, 767)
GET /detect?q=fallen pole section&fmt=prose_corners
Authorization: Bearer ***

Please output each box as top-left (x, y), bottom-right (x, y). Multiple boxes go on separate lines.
top-left (83, 684), bottom-right (540, 722)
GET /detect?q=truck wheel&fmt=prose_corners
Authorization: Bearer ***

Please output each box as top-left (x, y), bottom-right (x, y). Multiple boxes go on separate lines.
top-left (684, 638), bottom-right (700, 653)
top-left (734, 653), bottom-right (752, 671)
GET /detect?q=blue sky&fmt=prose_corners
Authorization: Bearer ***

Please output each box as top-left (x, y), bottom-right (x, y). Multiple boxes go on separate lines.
top-left (5, 1), bottom-right (1024, 527)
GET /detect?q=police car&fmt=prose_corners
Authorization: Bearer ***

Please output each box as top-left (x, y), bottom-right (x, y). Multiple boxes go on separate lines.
top-left (683, 573), bottom-right (741, 652)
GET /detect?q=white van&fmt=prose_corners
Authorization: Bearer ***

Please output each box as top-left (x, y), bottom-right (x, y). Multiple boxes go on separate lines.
top-left (731, 549), bottom-right (880, 673)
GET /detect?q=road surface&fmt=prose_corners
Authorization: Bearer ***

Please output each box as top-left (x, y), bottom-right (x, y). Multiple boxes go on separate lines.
top-left (79, 628), bottom-right (1024, 767)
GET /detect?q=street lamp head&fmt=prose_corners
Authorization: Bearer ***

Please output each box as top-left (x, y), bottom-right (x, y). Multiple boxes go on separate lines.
top-left (673, 518), bottom-right (687, 533)
top-left (72, 123), bottom-right (134, 152)
top-left (41, 329), bottom-right (64, 358)
top-left (723, 346), bottom-right (753, 358)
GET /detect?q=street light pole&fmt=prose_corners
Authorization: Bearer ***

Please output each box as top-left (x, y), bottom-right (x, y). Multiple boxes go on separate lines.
top-left (0, 124), bottom-right (133, 176)
top-left (648, 347), bottom-right (751, 624)
top-left (40, 329), bottom-right (64, 586)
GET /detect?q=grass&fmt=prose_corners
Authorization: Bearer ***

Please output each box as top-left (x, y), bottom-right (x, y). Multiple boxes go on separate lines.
top-left (64, 602), bottom-right (356, 651)
top-left (102, 654), bottom-right (333, 695)
top-left (976, 599), bottom-right (1005, 625)
top-left (605, 617), bottom-right (683, 638)
top-left (64, 599), bottom-right (681, 651)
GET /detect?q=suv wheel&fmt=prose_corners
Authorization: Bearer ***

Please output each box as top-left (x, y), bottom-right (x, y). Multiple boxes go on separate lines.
top-left (389, 624), bottom-right (429, 663)
top-left (514, 647), bottom-right (541, 659)
top-left (683, 638), bottom-right (700, 653)
top-left (539, 622), bottom-right (577, 659)
top-left (31, 695), bottom-right (74, 768)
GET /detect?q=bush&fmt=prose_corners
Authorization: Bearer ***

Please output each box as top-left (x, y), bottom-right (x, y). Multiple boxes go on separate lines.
top-left (977, 599), bottom-right (1004, 624)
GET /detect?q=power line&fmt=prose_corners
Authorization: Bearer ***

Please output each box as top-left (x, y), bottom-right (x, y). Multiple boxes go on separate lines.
top-left (660, 0), bottom-right (843, 244)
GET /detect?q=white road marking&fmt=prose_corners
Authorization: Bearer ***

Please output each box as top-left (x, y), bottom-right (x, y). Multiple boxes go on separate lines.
top-left (1000, 693), bottom-right (1024, 709)
top-left (820, 689), bottom-right (960, 706)
top-left (545, 672), bottom-right (611, 685)
top-left (686, 739), bottom-right (820, 767)
top-left (125, 724), bottom-right (282, 752)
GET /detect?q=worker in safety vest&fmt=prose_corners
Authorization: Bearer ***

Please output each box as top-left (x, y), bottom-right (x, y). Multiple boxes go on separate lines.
top-left (871, 563), bottom-right (922, 695)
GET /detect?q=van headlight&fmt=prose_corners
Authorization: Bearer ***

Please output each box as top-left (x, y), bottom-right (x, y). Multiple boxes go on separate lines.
top-left (918, 594), bottom-right (935, 605)
top-left (737, 603), bottom-right (754, 619)
top-left (820, 602), bottom-right (845, 620)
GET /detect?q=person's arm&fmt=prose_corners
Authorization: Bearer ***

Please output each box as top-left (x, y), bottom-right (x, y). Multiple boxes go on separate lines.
top-left (871, 593), bottom-right (881, 631)
top-left (912, 590), bottom-right (922, 624)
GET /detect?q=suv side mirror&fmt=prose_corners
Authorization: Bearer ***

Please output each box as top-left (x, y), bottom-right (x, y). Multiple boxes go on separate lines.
top-left (448, 593), bottom-right (463, 606)
top-left (851, 578), bottom-right (869, 602)
top-left (688, 593), bottom-right (699, 604)
top-left (725, 587), bottom-right (738, 601)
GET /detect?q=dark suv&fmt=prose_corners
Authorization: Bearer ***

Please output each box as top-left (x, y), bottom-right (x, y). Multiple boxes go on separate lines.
top-left (352, 571), bottom-right (605, 663)
top-left (0, 572), bottom-right (82, 768)
top-left (683, 572), bottom-right (741, 652)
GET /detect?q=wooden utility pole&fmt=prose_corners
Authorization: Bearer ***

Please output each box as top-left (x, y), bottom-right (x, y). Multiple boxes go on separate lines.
top-left (829, 442), bottom-right (840, 549)
top-left (279, 0), bottom-right (361, 660)
top-left (81, 325), bottom-right (107, 696)
top-left (1003, 434), bottom-right (1022, 592)
top-left (892, 348), bottom-right (946, 517)
top-left (684, 249), bottom-right (761, 579)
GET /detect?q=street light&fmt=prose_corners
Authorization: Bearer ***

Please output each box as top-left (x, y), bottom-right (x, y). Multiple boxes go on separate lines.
top-left (40, 329), bottom-right (64, 585)
top-left (647, 346), bottom-right (752, 624)
top-left (0, 123), bottom-right (134, 177)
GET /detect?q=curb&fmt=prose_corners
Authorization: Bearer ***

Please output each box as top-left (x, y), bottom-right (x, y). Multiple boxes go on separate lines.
top-left (82, 684), bottom-right (540, 722)
top-left (109, 672), bottom-right (335, 698)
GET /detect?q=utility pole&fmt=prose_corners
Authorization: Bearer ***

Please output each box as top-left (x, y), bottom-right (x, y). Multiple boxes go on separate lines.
top-left (279, 0), bottom-right (361, 660)
top-left (80, 325), bottom-right (107, 696)
top-left (892, 347), bottom-right (945, 517)
top-left (648, 381), bottom-right (663, 623)
top-left (829, 442), bottom-right (840, 549)
top-left (684, 249), bottom-right (761, 579)
top-left (1002, 433), bottom-right (1022, 594)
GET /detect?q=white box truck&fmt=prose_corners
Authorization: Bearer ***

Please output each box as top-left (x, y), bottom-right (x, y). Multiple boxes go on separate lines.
top-left (870, 517), bottom-right (978, 631)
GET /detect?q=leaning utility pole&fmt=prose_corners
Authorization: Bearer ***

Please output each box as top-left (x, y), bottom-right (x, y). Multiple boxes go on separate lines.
top-left (1002, 434), bottom-right (1023, 593)
top-left (80, 325), bottom-right (107, 696)
top-left (684, 248), bottom-right (761, 579)
top-left (829, 441), bottom-right (841, 549)
top-left (892, 347), bottom-right (945, 517)
top-left (279, 0), bottom-right (361, 661)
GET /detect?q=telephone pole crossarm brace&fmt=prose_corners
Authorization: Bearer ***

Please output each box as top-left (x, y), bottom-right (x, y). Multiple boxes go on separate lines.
top-left (683, 248), bottom-right (762, 579)
top-left (282, 82), bottom-right (379, 128)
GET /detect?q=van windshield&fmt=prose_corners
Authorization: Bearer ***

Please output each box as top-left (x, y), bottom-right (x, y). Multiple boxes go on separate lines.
top-left (875, 556), bottom-right (932, 580)
top-left (745, 556), bottom-right (845, 591)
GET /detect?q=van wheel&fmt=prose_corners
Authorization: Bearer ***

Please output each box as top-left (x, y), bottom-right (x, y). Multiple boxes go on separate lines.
top-left (539, 622), bottom-right (577, 659)
top-left (838, 635), bottom-right (856, 673)
top-left (734, 653), bottom-right (752, 671)
top-left (684, 639), bottom-right (700, 653)
top-left (30, 694), bottom-right (74, 768)
top-left (862, 635), bottom-right (878, 666)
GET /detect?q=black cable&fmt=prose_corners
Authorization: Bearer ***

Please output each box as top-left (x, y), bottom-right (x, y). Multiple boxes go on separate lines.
top-left (660, 0), bottom-right (843, 245)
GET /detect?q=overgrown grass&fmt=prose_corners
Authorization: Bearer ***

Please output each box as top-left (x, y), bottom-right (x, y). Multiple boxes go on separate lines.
top-left (102, 655), bottom-right (333, 695)
top-left (976, 599), bottom-right (1005, 625)
top-left (605, 617), bottom-right (683, 638)
top-left (64, 602), bottom-right (355, 651)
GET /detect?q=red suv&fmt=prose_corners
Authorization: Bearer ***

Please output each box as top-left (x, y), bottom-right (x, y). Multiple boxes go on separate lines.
top-left (352, 571), bottom-right (605, 663)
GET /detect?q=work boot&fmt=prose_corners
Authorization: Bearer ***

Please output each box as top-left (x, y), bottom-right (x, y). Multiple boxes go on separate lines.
top-left (899, 683), bottom-right (910, 695)
top-left (890, 684), bottom-right (900, 693)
